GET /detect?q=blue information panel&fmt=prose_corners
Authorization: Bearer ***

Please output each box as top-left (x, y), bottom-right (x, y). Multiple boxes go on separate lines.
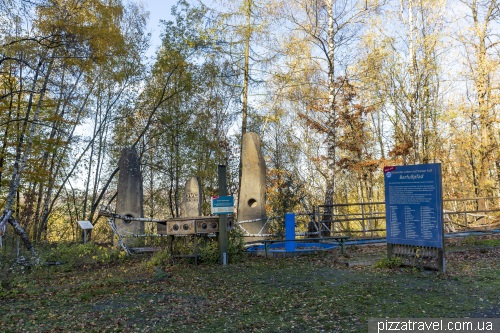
top-left (384, 163), bottom-right (444, 248)
top-left (211, 196), bottom-right (234, 215)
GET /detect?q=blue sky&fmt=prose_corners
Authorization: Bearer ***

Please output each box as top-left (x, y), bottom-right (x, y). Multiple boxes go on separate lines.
top-left (143, 0), bottom-right (180, 58)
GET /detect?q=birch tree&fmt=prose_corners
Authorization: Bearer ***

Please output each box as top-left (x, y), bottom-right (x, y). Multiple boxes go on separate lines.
top-left (458, 0), bottom-right (500, 208)
top-left (0, 0), bottom-right (135, 252)
top-left (268, 0), bottom-right (378, 234)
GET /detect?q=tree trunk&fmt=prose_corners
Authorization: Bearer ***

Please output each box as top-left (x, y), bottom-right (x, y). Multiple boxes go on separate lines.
top-left (322, 0), bottom-right (337, 237)
top-left (405, 0), bottom-right (420, 164)
top-left (242, 0), bottom-right (251, 138)
top-left (475, 21), bottom-right (489, 211)
top-left (91, 105), bottom-right (105, 216)
top-left (37, 151), bottom-right (56, 242)
top-left (376, 108), bottom-right (385, 159)
top-left (469, 0), bottom-right (498, 210)
top-left (0, 78), bottom-right (15, 190)
top-left (175, 134), bottom-right (180, 218)
top-left (21, 182), bottom-right (36, 232)
top-left (8, 216), bottom-right (38, 259)
top-left (238, 0), bottom-right (253, 208)
top-left (82, 113), bottom-right (98, 223)
top-left (4, 56), bottom-right (49, 212)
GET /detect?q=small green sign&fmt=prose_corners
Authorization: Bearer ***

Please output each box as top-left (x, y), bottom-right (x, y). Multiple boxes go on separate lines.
top-left (211, 196), bottom-right (234, 215)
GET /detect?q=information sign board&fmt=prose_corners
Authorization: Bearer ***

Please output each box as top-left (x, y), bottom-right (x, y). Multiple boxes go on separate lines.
top-left (211, 196), bottom-right (234, 215)
top-left (384, 163), bottom-right (443, 248)
top-left (77, 220), bottom-right (94, 230)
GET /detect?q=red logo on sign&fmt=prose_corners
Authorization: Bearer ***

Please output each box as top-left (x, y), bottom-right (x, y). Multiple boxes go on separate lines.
top-left (384, 166), bottom-right (396, 173)
top-left (212, 196), bottom-right (219, 199)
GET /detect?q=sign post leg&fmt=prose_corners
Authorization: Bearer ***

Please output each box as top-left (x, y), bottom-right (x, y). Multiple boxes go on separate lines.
top-left (84, 230), bottom-right (87, 245)
top-left (218, 165), bottom-right (228, 265)
top-left (285, 213), bottom-right (296, 252)
top-left (438, 248), bottom-right (445, 273)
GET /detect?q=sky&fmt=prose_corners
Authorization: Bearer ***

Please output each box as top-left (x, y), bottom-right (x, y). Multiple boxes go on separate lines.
top-left (71, 1), bottom-right (179, 189)
top-left (142, 0), bottom-right (180, 59)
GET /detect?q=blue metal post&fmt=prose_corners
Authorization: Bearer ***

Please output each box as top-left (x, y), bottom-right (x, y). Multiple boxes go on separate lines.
top-left (285, 213), bottom-right (296, 252)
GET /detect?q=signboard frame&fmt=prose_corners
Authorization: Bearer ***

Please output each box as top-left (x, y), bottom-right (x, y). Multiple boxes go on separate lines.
top-left (77, 220), bottom-right (94, 230)
top-left (211, 196), bottom-right (234, 215)
top-left (383, 163), bottom-right (445, 272)
top-left (77, 220), bottom-right (94, 245)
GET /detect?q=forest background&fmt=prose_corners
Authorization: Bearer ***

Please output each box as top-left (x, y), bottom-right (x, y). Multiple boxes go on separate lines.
top-left (1, 0), bottom-right (499, 245)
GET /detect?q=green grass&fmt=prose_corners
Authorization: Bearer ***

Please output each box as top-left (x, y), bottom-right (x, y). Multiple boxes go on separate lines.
top-left (1, 242), bottom-right (500, 332)
top-left (446, 234), bottom-right (500, 252)
top-left (474, 238), bottom-right (500, 247)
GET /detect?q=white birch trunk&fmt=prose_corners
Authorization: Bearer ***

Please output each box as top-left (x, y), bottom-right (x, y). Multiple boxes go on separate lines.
top-left (409, 0), bottom-right (420, 164)
top-left (4, 57), bottom-right (54, 213)
top-left (1, 53), bottom-right (53, 259)
top-left (401, 0), bottom-right (420, 164)
top-left (322, 0), bottom-right (336, 236)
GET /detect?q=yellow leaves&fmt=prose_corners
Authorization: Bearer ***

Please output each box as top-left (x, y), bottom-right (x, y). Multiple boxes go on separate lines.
top-left (33, 0), bottom-right (128, 62)
top-left (298, 112), bottom-right (328, 134)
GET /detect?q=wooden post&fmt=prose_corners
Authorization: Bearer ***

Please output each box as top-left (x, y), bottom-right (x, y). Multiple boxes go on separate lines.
top-left (332, 206), bottom-right (336, 236)
top-left (312, 205), bottom-right (316, 234)
top-left (387, 243), bottom-right (393, 260)
top-left (194, 235), bottom-right (198, 266)
top-left (361, 203), bottom-right (366, 238)
top-left (302, 198), bottom-right (316, 238)
top-left (345, 201), bottom-right (349, 236)
top-left (218, 165), bottom-right (228, 265)
top-left (160, 234), bottom-right (165, 248)
top-left (169, 235), bottom-right (174, 264)
top-left (437, 247), bottom-right (445, 273)
top-left (464, 201), bottom-right (468, 230)
top-left (486, 200), bottom-right (490, 228)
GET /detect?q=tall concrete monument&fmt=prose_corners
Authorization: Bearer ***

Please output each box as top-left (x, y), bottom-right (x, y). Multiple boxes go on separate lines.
top-left (115, 147), bottom-right (144, 246)
top-left (180, 177), bottom-right (202, 217)
top-left (238, 132), bottom-right (268, 242)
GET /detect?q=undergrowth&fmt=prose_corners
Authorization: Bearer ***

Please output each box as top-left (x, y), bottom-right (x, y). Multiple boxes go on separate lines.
top-left (198, 228), bottom-right (247, 264)
top-left (145, 248), bottom-right (171, 269)
top-left (375, 257), bottom-right (403, 269)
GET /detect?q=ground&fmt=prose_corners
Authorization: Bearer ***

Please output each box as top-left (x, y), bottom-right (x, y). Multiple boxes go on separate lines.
top-left (1, 235), bottom-right (500, 332)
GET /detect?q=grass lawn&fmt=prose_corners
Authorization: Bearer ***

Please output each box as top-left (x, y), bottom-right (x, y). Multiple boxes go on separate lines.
top-left (1, 235), bottom-right (500, 332)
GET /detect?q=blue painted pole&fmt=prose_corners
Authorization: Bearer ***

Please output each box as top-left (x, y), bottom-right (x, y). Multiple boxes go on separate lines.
top-left (285, 213), bottom-right (296, 252)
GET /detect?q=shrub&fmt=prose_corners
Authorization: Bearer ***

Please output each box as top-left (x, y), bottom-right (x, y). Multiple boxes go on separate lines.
top-left (462, 235), bottom-right (479, 246)
top-left (375, 257), bottom-right (403, 269)
top-left (43, 242), bottom-right (128, 266)
top-left (145, 248), bottom-right (171, 269)
top-left (199, 228), bottom-right (247, 265)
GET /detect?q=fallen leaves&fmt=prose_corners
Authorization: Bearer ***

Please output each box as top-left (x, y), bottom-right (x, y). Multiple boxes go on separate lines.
top-left (1, 237), bottom-right (500, 331)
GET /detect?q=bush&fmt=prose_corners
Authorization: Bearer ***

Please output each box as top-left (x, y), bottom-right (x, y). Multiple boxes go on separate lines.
top-left (145, 248), bottom-right (171, 269)
top-left (199, 228), bottom-right (247, 265)
top-left (462, 235), bottom-right (479, 246)
top-left (43, 242), bottom-right (128, 266)
top-left (375, 257), bottom-right (403, 269)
